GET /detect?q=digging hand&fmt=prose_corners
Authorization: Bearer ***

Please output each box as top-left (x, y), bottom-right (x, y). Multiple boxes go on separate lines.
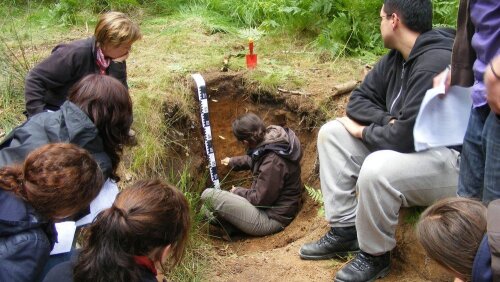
top-left (221, 157), bottom-right (230, 166)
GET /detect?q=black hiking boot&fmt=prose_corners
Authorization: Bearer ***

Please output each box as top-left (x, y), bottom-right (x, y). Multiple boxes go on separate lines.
top-left (334, 251), bottom-right (390, 282)
top-left (299, 226), bottom-right (359, 260)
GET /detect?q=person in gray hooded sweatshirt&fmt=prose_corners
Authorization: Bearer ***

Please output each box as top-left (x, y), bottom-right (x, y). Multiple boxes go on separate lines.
top-left (201, 113), bottom-right (303, 237)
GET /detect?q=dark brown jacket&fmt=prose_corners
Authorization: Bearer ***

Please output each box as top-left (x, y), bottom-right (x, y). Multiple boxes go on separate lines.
top-left (231, 126), bottom-right (303, 226)
top-left (24, 37), bottom-right (127, 116)
top-left (451, 0), bottom-right (476, 87)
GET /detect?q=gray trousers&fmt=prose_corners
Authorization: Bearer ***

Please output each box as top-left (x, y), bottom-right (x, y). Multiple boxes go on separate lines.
top-left (201, 188), bottom-right (284, 236)
top-left (318, 120), bottom-right (460, 254)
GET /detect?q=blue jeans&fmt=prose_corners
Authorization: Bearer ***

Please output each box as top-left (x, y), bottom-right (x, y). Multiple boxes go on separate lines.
top-left (458, 104), bottom-right (500, 203)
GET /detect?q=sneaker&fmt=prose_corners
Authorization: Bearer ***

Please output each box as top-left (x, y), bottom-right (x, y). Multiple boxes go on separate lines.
top-left (299, 226), bottom-right (359, 260)
top-left (334, 251), bottom-right (390, 282)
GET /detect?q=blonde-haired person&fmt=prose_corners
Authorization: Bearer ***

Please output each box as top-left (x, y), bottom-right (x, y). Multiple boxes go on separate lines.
top-left (42, 180), bottom-right (191, 282)
top-left (0, 143), bottom-right (104, 282)
top-left (24, 11), bottom-right (141, 117)
top-left (416, 197), bottom-right (500, 282)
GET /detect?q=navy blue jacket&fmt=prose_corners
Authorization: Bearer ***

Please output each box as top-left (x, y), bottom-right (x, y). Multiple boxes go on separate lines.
top-left (0, 189), bottom-right (55, 282)
top-left (43, 257), bottom-right (157, 282)
top-left (472, 236), bottom-right (492, 282)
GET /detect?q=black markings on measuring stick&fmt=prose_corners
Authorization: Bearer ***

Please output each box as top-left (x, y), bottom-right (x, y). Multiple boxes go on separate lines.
top-left (192, 74), bottom-right (220, 189)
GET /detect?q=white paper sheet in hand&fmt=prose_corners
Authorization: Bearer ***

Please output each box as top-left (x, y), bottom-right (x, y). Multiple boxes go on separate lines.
top-left (414, 85), bottom-right (472, 152)
top-left (75, 179), bottom-right (119, 227)
top-left (49, 179), bottom-right (119, 255)
top-left (50, 221), bottom-right (76, 255)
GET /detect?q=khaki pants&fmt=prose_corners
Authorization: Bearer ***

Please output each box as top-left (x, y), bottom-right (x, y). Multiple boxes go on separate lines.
top-left (201, 188), bottom-right (284, 236)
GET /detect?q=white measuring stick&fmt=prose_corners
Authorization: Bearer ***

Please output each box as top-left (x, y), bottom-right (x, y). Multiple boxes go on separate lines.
top-left (191, 73), bottom-right (220, 189)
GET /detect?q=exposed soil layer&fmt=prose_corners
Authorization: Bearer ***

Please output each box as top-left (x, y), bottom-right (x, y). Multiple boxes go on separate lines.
top-left (180, 71), bottom-right (452, 282)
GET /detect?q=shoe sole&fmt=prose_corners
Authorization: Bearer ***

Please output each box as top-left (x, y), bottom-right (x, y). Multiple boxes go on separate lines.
top-left (299, 250), bottom-right (359, 260)
top-left (333, 265), bottom-right (390, 282)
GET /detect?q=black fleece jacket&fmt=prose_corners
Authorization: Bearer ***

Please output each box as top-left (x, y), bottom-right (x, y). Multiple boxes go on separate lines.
top-left (347, 29), bottom-right (455, 153)
top-left (24, 37), bottom-right (127, 116)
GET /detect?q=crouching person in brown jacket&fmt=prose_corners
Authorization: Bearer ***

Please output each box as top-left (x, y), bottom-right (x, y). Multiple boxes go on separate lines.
top-left (201, 113), bottom-right (303, 237)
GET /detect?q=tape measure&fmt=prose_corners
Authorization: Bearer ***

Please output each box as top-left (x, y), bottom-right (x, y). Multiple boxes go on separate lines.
top-left (191, 73), bottom-right (220, 189)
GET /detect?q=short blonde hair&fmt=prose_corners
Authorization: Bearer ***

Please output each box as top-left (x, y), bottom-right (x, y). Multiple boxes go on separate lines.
top-left (95, 12), bottom-right (142, 47)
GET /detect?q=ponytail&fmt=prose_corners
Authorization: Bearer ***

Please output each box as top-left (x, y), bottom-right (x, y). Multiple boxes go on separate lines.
top-left (74, 207), bottom-right (141, 282)
top-left (74, 180), bottom-right (191, 282)
top-left (0, 166), bottom-right (26, 199)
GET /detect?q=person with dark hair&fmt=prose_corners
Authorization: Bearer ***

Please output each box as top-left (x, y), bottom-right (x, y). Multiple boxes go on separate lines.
top-left (434, 0), bottom-right (500, 203)
top-left (201, 113), bottom-right (303, 237)
top-left (298, 1), bottom-right (457, 281)
top-left (416, 197), bottom-right (500, 282)
top-left (24, 11), bottom-right (141, 117)
top-left (42, 179), bottom-right (191, 282)
top-left (0, 74), bottom-right (134, 181)
top-left (0, 143), bottom-right (103, 282)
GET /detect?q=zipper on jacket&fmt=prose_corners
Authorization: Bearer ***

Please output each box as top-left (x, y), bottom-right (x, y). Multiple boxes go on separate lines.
top-left (389, 62), bottom-right (406, 114)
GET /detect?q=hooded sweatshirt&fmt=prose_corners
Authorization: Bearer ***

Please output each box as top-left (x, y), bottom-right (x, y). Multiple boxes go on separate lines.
top-left (347, 29), bottom-right (455, 153)
top-left (0, 189), bottom-right (56, 282)
top-left (230, 125), bottom-right (303, 225)
top-left (0, 101), bottom-right (112, 178)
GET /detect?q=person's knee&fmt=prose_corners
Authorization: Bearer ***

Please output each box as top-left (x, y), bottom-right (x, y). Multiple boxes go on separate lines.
top-left (201, 188), bottom-right (215, 200)
top-left (357, 151), bottom-right (395, 193)
top-left (318, 120), bottom-right (345, 144)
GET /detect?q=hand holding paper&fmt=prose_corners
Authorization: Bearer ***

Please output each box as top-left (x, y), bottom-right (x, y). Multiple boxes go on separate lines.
top-left (413, 76), bottom-right (472, 152)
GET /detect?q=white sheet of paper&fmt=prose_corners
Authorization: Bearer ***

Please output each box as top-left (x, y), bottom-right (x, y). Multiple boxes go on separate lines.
top-left (50, 179), bottom-right (119, 255)
top-left (50, 221), bottom-right (76, 255)
top-left (414, 84), bottom-right (472, 152)
top-left (76, 179), bottom-right (119, 227)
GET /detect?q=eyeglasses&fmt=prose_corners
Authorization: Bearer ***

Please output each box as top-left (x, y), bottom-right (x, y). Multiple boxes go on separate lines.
top-left (380, 14), bottom-right (393, 21)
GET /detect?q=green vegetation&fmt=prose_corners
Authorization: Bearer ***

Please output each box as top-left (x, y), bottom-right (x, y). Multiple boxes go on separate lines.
top-left (305, 185), bottom-right (324, 217)
top-left (0, 0), bottom-right (460, 279)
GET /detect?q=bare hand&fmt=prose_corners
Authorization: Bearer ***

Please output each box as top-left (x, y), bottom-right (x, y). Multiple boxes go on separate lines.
top-left (486, 55), bottom-right (500, 114)
top-left (230, 185), bottom-right (237, 193)
top-left (112, 52), bottom-right (129, 63)
top-left (337, 117), bottom-right (365, 139)
top-left (433, 67), bottom-right (451, 97)
top-left (221, 157), bottom-right (230, 166)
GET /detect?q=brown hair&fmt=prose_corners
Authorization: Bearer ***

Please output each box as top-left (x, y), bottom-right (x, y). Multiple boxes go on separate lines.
top-left (68, 74), bottom-right (134, 182)
top-left (0, 143), bottom-right (103, 219)
top-left (74, 180), bottom-right (191, 282)
top-left (416, 197), bottom-right (487, 281)
top-left (94, 12), bottom-right (141, 47)
top-left (232, 113), bottom-right (266, 145)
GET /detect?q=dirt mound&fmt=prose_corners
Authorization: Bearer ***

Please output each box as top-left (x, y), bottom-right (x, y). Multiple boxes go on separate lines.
top-left (178, 71), bottom-right (452, 281)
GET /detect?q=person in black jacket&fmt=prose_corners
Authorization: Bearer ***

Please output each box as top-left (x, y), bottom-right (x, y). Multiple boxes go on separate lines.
top-left (201, 113), bottom-right (303, 237)
top-left (24, 11), bottom-right (141, 117)
top-left (0, 143), bottom-right (103, 282)
top-left (42, 180), bottom-right (191, 282)
top-left (299, 1), bottom-right (459, 281)
top-left (1, 74), bottom-right (134, 182)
